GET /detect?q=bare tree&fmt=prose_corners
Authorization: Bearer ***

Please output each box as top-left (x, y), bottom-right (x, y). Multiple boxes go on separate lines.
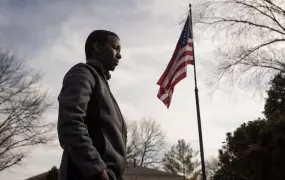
top-left (162, 139), bottom-right (199, 180)
top-left (0, 50), bottom-right (54, 172)
top-left (126, 119), bottom-right (140, 162)
top-left (195, 0), bottom-right (285, 91)
top-left (126, 117), bottom-right (165, 168)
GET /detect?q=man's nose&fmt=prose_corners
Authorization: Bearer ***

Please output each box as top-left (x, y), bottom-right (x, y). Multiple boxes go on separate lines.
top-left (116, 53), bottom-right (122, 59)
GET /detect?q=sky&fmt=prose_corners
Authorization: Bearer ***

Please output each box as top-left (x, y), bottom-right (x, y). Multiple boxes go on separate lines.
top-left (0, 0), bottom-right (266, 179)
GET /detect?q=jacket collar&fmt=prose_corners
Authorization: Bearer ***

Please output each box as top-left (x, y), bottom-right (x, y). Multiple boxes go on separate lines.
top-left (86, 59), bottom-right (111, 80)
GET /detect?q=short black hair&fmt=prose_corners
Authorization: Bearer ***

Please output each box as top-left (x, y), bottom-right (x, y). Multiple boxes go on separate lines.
top-left (85, 30), bottom-right (119, 59)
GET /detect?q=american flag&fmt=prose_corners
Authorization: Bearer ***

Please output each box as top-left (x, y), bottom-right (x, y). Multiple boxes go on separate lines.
top-left (157, 15), bottom-right (194, 108)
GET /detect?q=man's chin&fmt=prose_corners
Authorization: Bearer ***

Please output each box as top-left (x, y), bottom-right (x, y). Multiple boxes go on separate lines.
top-left (109, 66), bottom-right (116, 71)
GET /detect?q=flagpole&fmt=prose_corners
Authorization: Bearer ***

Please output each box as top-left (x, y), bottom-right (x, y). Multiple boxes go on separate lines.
top-left (189, 4), bottom-right (207, 180)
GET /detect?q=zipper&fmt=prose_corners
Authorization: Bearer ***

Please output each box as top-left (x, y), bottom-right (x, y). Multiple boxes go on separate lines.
top-left (99, 74), bottom-right (126, 139)
top-left (87, 62), bottom-right (127, 179)
top-left (87, 62), bottom-right (126, 143)
top-left (99, 73), bottom-right (127, 179)
top-left (106, 88), bottom-right (127, 179)
top-left (109, 93), bottom-right (127, 179)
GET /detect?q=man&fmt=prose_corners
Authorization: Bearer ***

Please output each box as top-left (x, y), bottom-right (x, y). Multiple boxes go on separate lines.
top-left (57, 30), bottom-right (127, 180)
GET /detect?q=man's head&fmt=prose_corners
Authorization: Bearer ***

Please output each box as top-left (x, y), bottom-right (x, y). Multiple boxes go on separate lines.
top-left (85, 30), bottom-right (121, 71)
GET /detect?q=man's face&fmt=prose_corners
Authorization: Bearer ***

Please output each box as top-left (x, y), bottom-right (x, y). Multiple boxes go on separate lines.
top-left (99, 35), bottom-right (121, 71)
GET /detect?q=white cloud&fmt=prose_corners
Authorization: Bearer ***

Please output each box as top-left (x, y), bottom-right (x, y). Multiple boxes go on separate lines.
top-left (0, 0), bottom-right (266, 179)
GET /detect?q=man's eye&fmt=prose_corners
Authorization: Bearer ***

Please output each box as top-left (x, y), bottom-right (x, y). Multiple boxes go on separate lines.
top-left (114, 46), bottom-right (120, 52)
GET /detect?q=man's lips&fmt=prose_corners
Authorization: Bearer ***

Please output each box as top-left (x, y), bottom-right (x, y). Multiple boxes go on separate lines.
top-left (113, 60), bottom-right (119, 66)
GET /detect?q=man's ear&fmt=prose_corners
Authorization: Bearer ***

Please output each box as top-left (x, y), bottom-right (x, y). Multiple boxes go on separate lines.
top-left (93, 42), bottom-right (101, 53)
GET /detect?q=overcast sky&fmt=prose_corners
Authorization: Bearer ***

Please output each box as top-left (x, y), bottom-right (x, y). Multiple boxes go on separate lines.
top-left (0, 0), bottom-right (266, 179)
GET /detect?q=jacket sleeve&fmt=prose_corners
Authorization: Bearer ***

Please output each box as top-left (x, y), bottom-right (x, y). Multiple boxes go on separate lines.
top-left (57, 65), bottom-right (106, 179)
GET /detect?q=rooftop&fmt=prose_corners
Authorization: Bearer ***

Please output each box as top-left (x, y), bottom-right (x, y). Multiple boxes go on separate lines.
top-left (26, 164), bottom-right (182, 180)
